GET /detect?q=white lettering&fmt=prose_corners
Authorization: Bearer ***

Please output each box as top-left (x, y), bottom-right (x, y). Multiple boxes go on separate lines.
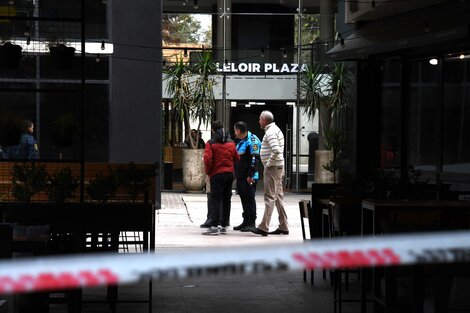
top-left (239, 63), bottom-right (248, 72)
top-left (231, 63), bottom-right (238, 72)
top-left (216, 63), bottom-right (307, 73)
top-left (280, 64), bottom-right (290, 73)
top-left (272, 63), bottom-right (280, 73)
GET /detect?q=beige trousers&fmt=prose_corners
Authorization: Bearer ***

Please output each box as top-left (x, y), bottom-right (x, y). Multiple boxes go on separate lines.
top-left (257, 166), bottom-right (288, 232)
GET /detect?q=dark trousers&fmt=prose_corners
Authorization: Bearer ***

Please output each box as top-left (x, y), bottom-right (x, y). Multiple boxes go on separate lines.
top-left (236, 177), bottom-right (257, 224)
top-left (209, 172), bottom-right (234, 227)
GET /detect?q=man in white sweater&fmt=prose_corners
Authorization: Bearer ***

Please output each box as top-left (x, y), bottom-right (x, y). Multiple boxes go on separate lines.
top-left (251, 110), bottom-right (289, 236)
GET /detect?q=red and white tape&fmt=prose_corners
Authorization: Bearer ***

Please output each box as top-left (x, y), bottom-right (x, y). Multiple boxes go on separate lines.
top-left (1, 230), bottom-right (470, 294)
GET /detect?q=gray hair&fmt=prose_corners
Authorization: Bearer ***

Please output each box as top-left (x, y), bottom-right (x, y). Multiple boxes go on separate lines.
top-left (260, 110), bottom-right (274, 123)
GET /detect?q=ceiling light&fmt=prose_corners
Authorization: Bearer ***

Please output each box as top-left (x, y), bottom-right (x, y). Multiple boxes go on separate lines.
top-left (429, 58), bottom-right (438, 66)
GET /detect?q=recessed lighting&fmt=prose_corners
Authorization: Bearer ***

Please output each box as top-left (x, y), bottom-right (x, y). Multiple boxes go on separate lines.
top-left (459, 54), bottom-right (465, 60)
top-left (429, 58), bottom-right (438, 66)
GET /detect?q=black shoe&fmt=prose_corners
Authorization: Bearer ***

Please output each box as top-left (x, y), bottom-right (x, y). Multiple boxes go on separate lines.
top-left (200, 219), bottom-right (213, 228)
top-left (268, 228), bottom-right (289, 235)
top-left (233, 222), bottom-right (247, 231)
top-left (251, 228), bottom-right (268, 237)
top-left (240, 225), bottom-right (255, 232)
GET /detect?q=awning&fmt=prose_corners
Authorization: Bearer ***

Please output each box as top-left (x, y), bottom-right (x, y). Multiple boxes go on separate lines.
top-left (328, 1), bottom-right (470, 60)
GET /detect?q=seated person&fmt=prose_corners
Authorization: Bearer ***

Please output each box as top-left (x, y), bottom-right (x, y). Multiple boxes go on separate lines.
top-left (184, 129), bottom-right (205, 149)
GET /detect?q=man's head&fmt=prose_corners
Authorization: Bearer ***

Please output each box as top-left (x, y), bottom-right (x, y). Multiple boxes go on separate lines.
top-left (259, 110), bottom-right (274, 129)
top-left (234, 121), bottom-right (247, 139)
top-left (23, 119), bottom-right (34, 134)
top-left (190, 129), bottom-right (197, 138)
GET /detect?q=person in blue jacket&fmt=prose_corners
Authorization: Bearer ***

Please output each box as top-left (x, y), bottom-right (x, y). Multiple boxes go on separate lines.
top-left (17, 119), bottom-right (39, 159)
top-left (233, 121), bottom-right (262, 232)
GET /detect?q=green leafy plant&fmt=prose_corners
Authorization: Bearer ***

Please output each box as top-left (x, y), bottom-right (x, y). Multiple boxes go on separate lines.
top-left (11, 162), bottom-right (47, 202)
top-left (322, 129), bottom-right (343, 183)
top-left (115, 162), bottom-right (157, 202)
top-left (164, 51), bottom-right (218, 148)
top-left (298, 61), bottom-right (353, 147)
top-left (46, 168), bottom-right (79, 203)
top-left (86, 170), bottom-right (117, 203)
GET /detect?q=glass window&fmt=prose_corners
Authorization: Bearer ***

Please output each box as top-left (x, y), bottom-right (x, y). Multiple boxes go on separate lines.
top-left (443, 52), bottom-right (470, 173)
top-left (407, 59), bottom-right (438, 173)
top-left (379, 59), bottom-right (401, 169)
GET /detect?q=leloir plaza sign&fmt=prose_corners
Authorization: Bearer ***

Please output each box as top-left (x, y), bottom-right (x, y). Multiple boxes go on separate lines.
top-left (217, 62), bottom-right (309, 74)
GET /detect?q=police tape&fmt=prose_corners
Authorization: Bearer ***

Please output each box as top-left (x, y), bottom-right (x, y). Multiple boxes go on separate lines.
top-left (2, 230), bottom-right (470, 294)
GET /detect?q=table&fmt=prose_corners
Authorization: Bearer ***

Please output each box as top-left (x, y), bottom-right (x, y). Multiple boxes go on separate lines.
top-left (361, 199), bottom-right (470, 313)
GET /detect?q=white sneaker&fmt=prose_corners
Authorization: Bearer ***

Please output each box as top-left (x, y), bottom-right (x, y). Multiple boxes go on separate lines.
top-left (202, 226), bottom-right (219, 235)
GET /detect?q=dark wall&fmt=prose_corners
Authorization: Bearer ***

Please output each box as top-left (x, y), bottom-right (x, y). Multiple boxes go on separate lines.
top-left (110, 0), bottom-right (162, 164)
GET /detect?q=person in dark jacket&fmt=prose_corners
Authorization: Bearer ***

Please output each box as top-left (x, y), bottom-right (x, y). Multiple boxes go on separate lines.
top-left (184, 129), bottom-right (205, 149)
top-left (16, 119), bottom-right (39, 159)
top-left (233, 121), bottom-right (262, 232)
top-left (202, 120), bottom-right (239, 235)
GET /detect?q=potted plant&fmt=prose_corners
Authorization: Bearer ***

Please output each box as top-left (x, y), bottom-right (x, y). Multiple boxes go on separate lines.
top-left (11, 162), bottom-right (48, 202)
top-left (298, 61), bottom-right (353, 183)
top-left (86, 170), bottom-right (117, 203)
top-left (46, 167), bottom-right (79, 203)
top-left (47, 37), bottom-right (75, 70)
top-left (164, 51), bottom-right (218, 191)
top-left (115, 162), bottom-right (156, 202)
top-left (0, 40), bottom-right (22, 69)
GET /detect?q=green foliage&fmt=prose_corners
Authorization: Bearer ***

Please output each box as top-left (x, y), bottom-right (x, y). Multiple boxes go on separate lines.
top-left (322, 129), bottom-right (344, 183)
top-left (11, 162), bottom-right (47, 202)
top-left (165, 55), bottom-right (192, 131)
top-left (295, 14), bottom-right (320, 61)
top-left (86, 170), bottom-right (117, 203)
top-left (162, 14), bottom-right (204, 44)
top-left (115, 162), bottom-right (156, 202)
top-left (298, 62), bottom-right (353, 133)
top-left (164, 51), bottom-right (218, 148)
top-left (323, 129), bottom-right (342, 153)
top-left (46, 168), bottom-right (79, 203)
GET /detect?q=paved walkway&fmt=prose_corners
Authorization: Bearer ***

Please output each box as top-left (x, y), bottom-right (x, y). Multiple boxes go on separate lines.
top-left (157, 191), bottom-right (309, 249)
top-left (54, 191), bottom-right (362, 313)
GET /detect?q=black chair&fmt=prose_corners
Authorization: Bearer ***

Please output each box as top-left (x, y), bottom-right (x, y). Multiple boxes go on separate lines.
top-left (329, 197), bottom-right (363, 313)
top-left (299, 200), bottom-right (314, 285)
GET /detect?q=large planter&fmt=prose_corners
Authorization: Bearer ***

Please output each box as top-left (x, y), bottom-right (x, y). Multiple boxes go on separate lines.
top-left (182, 148), bottom-right (206, 192)
top-left (314, 150), bottom-right (334, 183)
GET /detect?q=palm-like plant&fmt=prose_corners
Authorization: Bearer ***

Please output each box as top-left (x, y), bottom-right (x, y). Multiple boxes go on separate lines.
top-left (165, 55), bottom-right (192, 134)
top-left (191, 51), bottom-right (217, 133)
top-left (164, 51), bottom-right (218, 149)
top-left (298, 61), bottom-right (353, 141)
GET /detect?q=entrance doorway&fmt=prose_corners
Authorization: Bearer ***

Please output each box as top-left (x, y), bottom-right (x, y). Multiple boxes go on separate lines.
top-left (229, 103), bottom-right (294, 191)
